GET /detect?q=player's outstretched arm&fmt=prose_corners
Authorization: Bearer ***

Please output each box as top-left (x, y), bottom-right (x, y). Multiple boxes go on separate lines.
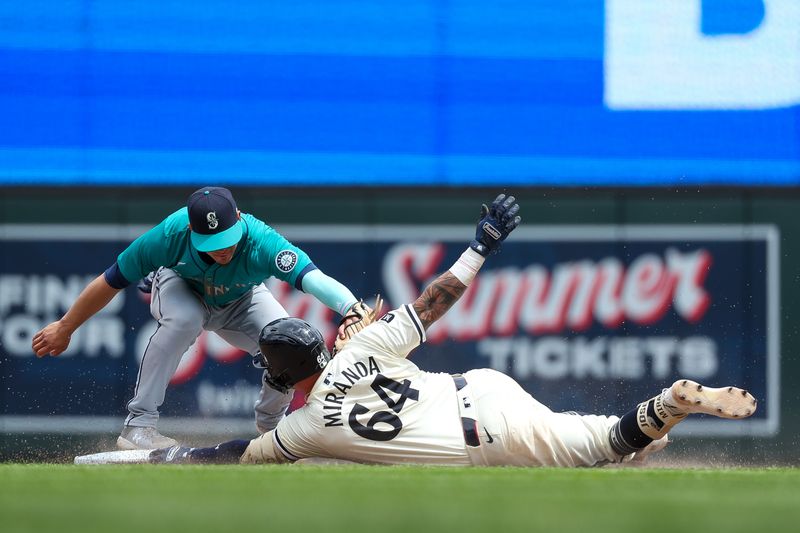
top-left (147, 439), bottom-right (256, 464)
top-left (32, 274), bottom-right (121, 357)
top-left (413, 194), bottom-right (520, 330)
top-left (146, 432), bottom-right (287, 465)
top-left (413, 272), bottom-right (467, 330)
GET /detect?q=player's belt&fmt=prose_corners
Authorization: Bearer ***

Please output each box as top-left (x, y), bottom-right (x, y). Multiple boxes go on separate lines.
top-left (451, 374), bottom-right (481, 448)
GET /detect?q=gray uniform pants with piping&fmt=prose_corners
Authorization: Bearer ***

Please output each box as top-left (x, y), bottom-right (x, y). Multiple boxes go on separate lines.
top-left (125, 268), bottom-right (292, 433)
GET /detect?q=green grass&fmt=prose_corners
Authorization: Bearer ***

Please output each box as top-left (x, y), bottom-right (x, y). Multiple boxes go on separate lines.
top-left (2, 465), bottom-right (799, 533)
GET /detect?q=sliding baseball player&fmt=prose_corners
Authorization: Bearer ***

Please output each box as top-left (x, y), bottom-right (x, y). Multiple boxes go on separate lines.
top-left (76, 194), bottom-right (756, 467)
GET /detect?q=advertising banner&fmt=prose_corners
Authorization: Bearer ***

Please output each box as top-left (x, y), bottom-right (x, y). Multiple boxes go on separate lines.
top-left (0, 224), bottom-right (779, 437)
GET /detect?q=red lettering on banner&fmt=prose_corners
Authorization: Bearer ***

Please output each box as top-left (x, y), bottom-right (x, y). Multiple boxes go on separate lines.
top-left (164, 244), bottom-right (713, 384)
top-left (594, 259), bottom-right (625, 329)
top-left (382, 244), bottom-right (712, 341)
top-left (520, 265), bottom-right (580, 334)
top-left (567, 262), bottom-right (600, 332)
top-left (623, 254), bottom-right (675, 325)
top-left (668, 248), bottom-right (712, 323)
top-left (490, 268), bottom-right (527, 336)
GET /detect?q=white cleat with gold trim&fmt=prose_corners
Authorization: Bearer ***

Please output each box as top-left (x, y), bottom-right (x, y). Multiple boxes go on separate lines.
top-left (669, 379), bottom-right (757, 419)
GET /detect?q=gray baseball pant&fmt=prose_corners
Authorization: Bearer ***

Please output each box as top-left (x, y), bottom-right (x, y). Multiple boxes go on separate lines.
top-left (125, 267), bottom-right (292, 433)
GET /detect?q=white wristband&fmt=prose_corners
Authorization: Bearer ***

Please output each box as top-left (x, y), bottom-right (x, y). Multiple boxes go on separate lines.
top-left (449, 248), bottom-right (486, 285)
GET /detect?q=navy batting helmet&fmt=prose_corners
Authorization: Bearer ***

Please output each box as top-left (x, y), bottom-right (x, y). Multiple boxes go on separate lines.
top-left (253, 318), bottom-right (331, 393)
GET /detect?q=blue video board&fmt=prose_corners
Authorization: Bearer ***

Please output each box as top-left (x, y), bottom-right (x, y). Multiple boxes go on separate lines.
top-left (0, 1), bottom-right (798, 186)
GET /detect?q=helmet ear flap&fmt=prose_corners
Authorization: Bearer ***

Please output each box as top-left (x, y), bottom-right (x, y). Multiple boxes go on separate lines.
top-left (252, 350), bottom-right (292, 393)
top-left (263, 370), bottom-right (291, 394)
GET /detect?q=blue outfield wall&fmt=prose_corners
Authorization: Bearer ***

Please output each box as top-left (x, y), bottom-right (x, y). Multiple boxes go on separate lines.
top-left (1, 1), bottom-right (799, 186)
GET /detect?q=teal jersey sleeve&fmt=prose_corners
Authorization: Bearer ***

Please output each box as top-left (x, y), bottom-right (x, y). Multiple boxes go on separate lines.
top-left (116, 208), bottom-right (191, 284)
top-left (243, 214), bottom-right (313, 287)
top-left (301, 269), bottom-right (357, 316)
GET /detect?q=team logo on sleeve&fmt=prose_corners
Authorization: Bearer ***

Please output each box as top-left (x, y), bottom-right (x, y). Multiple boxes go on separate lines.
top-left (380, 313), bottom-right (395, 323)
top-left (276, 250), bottom-right (298, 273)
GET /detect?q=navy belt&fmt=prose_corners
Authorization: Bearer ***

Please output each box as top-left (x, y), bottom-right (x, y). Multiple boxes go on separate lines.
top-left (451, 374), bottom-right (480, 448)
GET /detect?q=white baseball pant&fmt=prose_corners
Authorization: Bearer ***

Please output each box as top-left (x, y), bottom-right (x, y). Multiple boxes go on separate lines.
top-left (462, 369), bottom-right (621, 467)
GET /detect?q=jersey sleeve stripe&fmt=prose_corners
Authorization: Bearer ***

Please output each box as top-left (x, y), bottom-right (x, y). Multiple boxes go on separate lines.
top-left (272, 430), bottom-right (300, 462)
top-left (293, 262), bottom-right (317, 290)
top-left (103, 262), bottom-right (132, 289)
top-left (403, 304), bottom-right (426, 345)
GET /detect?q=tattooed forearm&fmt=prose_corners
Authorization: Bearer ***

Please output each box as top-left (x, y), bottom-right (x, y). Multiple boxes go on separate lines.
top-left (412, 271), bottom-right (468, 330)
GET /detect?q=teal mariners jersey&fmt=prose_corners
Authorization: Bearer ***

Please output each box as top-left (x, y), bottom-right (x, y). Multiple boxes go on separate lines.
top-left (116, 208), bottom-right (314, 306)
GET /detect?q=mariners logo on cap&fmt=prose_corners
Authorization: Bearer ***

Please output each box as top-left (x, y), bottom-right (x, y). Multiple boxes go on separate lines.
top-left (206, 211), bottom-right (219, 230)
top-left (276, 250), bottom-right (298, 273)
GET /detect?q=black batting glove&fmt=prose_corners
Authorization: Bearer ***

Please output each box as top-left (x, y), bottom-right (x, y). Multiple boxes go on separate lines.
top-left (469, 194), bottom-right (521, 257)
top-left (150, 441), bottom-right (250, 464)
top-left (149, 445), bottom-right (193, 464)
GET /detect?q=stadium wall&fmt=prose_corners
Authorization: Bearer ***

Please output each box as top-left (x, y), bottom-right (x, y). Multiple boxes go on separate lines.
top-left (1, 187), bottom-right (797, 464)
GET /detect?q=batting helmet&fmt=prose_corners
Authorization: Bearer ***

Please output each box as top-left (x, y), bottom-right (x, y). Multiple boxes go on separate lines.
top-left (253, 318), bottom-right (331, 393)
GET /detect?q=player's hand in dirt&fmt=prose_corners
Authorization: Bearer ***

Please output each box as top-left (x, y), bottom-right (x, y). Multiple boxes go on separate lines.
top-left (32, 320), bottom-right (73, 357)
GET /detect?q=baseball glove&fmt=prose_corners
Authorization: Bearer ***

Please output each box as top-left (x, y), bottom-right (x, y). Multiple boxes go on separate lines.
top-left (333, 295), bottom-right (383, 354)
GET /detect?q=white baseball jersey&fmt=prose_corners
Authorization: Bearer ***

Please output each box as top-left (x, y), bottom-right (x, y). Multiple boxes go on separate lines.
top-left (271, 305), bottom-right (472, 465)
top-left (265, 304), bottom-right (624, 468)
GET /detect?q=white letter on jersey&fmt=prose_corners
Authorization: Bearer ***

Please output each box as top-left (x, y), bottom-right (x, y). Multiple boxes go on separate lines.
top-left (605, 0), bottom-right (800, 109)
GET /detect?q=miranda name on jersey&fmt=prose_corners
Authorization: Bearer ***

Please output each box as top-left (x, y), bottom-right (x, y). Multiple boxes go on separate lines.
top-left (321, 356), bottom-right (382, 427)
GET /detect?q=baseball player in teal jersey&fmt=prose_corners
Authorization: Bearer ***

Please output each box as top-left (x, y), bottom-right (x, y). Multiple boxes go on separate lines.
top-left (32, 187), bottom-right (366, 450)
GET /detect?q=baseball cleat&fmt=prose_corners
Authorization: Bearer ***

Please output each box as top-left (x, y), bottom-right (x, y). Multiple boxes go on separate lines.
top-left (117, 426), bottom-right (179, 450)
top-left (670, 379), bottom-right (757, 419)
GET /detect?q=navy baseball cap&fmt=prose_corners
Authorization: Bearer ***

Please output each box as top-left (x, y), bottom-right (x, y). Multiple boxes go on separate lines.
top-left (187, 187), bottom-right (243, 252)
